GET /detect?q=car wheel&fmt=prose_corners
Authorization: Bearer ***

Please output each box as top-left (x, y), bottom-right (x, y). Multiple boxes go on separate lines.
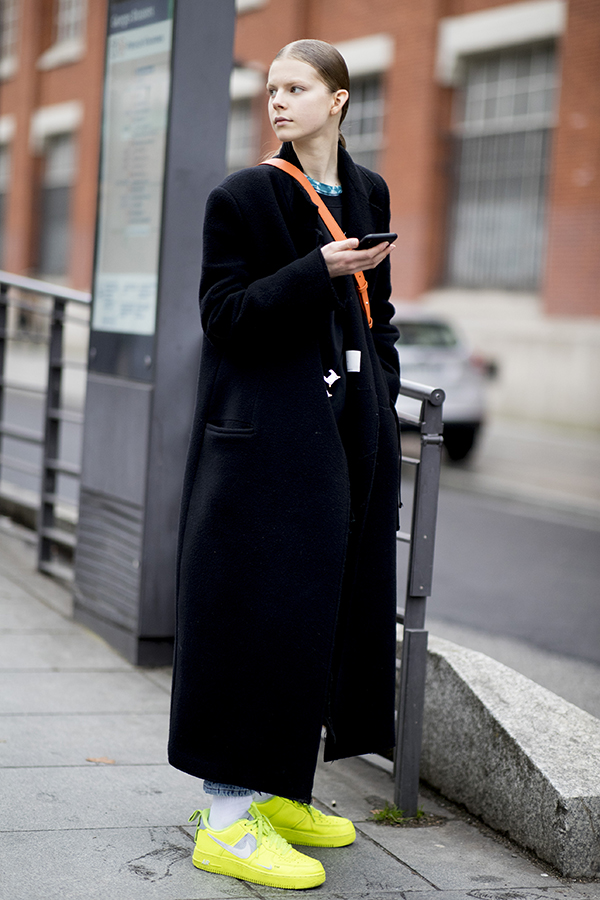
top-left (443, 423), bottom-right (481, 462)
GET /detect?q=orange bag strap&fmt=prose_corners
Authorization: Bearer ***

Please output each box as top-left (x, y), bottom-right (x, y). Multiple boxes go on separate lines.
top-left (261, 158), bottom-right (373, 328)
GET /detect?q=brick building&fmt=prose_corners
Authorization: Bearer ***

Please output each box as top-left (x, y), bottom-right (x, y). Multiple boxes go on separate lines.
top-left (231, 0), bottom-right (599, 318)
top-left (1, 0), bottom-right (599, 422)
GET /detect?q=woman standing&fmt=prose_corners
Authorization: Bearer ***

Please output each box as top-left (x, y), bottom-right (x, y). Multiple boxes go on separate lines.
top-left (169, 39), bottom-right (400, 890)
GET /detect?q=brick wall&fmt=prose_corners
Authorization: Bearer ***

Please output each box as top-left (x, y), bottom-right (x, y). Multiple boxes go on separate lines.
top-left (0, 0), bottom-right (106, 289)
top-left (235, 0), bottom-right (600, 316)
top-left (543, 0), bottom-right (600, 316)
top-left (1, 0), bottom-right (597, 315)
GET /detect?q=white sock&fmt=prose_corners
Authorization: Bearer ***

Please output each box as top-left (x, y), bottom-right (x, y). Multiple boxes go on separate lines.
top-left (254, 791), bottom-right (274, 803)
top-left (208, 793), bottom-right (253, 831)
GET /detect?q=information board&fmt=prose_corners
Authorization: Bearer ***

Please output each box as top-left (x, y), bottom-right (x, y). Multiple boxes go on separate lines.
top-left (91, 0), bottom-right (173, 356)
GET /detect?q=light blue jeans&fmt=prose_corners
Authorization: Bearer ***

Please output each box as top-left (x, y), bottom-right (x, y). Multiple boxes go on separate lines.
top-left (203, 780), bottom-right (254, 797)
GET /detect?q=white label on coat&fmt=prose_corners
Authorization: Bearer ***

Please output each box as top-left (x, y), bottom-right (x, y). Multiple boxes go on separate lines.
top-left (346, 350), bottom-right (361, 372)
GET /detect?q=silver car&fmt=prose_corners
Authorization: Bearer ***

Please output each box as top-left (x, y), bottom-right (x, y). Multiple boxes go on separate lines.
top-left (393, 308), bottom-right (494, 461)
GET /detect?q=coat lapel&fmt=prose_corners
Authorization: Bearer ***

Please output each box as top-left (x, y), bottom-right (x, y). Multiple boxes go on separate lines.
top-left (275, 142), bottom-right (383, 523)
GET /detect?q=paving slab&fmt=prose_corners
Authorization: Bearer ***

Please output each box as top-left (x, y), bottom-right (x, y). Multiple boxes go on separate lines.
top-left (0, 670), bottom-right (171, 715)
top-left (0, 712), bottom-right (169, 767)
top-left (0, 534), bottom-right (74, 619)
top-left (360, 819), bottom-right (562, 891)
top-left (0, 587), bottom-right (79, 631)
top-left (0, 630), bottom-right (131, 669)
top-left (142, 666), bottom-right (174, 693)
top-left (2, 764), bottom-right (204, 831)
top-left (0, 827), bottom-right (255, 900)
top-left (312, 754), bottom-right (453, 824)
top-left (402, 892), bottom-right (596, 900)
top-left (253, 831), bottom-right (430, 898)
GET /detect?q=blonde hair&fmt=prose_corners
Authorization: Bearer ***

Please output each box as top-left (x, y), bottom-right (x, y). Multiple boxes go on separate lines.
top-left (274, 40), bottom-right (350, 147)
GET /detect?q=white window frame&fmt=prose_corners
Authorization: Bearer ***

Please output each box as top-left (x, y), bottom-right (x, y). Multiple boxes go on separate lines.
top-left (436, 0), bottom-right (566, 86)
top-left (0, 0), bottom-right (20, 80)
top-left (30, 101), bottom-right (83, 154)
top-left (343, 74), bottom-right (385, 170)
top-left (227, 67), bottom-right (263, 174)
top-left (235, 0), bottom-right (267, 12)
top-left (37, 0), bottom-right (87, 71)
top-left (334, 35), bottom-right (394, 172)
top-left (0, 113), bottom-right (16, 145)
top-left (335, 33), bottom-right (394, 79)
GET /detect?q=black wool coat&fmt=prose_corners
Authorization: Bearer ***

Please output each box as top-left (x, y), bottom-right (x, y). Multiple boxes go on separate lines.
top-left (168, 143), bottom-right (400, 803)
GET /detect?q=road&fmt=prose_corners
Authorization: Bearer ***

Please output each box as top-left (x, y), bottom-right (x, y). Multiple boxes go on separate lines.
top-left (414, 486), bottom-right (599, 666)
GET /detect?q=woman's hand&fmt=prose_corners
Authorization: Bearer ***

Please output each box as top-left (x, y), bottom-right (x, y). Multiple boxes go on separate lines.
top-left (321, 238), bottom-right (395, 279)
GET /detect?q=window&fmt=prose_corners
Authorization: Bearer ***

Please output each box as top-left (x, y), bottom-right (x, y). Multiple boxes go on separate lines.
top-left (344, 75), bottom-right (384, 171)
top-left (0, 145), bottom-right (9, 265)
top-left (56, 0), bottom-right (86, 43)
top-left (447, 43), bottom-right (557, 289)
top-left (226, 98), bottom-right (257, 174)
top-left (38, 134), bottom-right (76, 277)
top-left (0, 0), bottom-right (20, 77)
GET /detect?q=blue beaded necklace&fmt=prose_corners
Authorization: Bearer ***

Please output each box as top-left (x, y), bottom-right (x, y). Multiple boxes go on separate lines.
top-left (307, 175), bottom-right (343, 196)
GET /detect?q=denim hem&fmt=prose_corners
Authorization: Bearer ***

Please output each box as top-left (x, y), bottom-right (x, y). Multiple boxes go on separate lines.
top-left (203, 780), bottom-right (254, 797)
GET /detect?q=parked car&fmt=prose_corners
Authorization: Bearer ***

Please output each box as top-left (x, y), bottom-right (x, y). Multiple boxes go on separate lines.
top-left (393, 308), bottom-right (495, 462)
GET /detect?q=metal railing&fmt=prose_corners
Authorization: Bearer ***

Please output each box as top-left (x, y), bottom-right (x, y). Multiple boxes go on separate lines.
top-left (0, 270), bottom-right (90, 581)
top-left (394, 379), bottom-right (445, 816)
top-left (0, 270), bottom-right (443, 813)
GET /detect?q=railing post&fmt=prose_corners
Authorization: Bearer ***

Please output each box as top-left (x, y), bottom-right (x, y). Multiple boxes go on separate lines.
top-left (394, 385), bottom-right (444, 816)
top-left (395, 627), bottom-right (429, 815)
top-left (37, 295), bottom-right (66, 570)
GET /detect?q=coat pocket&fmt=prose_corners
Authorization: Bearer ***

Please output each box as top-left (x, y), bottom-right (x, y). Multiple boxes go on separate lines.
top-left (205, 420), bottom-right (256, 437)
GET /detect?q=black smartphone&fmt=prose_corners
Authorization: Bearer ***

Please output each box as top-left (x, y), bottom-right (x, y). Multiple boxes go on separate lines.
top-left (356, 232), bottom-right (398, 250)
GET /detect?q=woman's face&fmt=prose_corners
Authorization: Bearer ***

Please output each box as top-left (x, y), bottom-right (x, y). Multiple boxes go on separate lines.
top-left (266, 57), bottom-right (347, 145)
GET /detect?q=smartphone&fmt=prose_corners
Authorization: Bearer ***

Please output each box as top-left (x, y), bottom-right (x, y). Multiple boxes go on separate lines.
top-left (356, 232), bottom-right (398, 250)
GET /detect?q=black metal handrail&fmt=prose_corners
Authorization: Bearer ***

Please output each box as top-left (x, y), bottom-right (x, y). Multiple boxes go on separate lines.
top-left (0, 270), bottom-right (90, 581)
top-left (394, 378), bottom-right (445, 816)
top-left (0, 269), bottom-right (443, 811)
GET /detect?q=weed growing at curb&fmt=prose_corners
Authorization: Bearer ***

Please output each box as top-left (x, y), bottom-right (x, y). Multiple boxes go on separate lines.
top-left (369, 802), bottom-right (447, 828)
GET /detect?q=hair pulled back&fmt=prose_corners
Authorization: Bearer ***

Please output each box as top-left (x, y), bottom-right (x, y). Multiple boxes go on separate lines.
top-left (274, 40), bottom-right (350, 147)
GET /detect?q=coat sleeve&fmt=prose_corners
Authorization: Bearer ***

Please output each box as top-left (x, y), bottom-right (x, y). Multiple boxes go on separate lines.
top-left (199, 184), bottom-right (341, 347)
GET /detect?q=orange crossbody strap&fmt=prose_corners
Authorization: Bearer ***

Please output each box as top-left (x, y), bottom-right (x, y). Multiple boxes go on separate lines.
top-left (261, 158), bottom-right (373, 328)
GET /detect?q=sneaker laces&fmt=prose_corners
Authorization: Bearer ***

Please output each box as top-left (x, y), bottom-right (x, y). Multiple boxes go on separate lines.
top-left (286, 799), bottom-right (323, 822)
top-left (247, 803), bottom-right (293, 855)
top-left (188, 808), bottom-right (204, 840)
top-left (188, 804), bottom-right (293, 856)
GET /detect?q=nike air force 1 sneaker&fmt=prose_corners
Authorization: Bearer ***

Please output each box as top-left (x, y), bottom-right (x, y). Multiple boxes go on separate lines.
top-left (188, 803), bottom-right (326, 890)
top-left (255, 795), bottom-right (356, 847)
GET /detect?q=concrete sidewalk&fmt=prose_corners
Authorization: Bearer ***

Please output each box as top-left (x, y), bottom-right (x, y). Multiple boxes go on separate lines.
top-left (1, 527), bottom-right (599, 900)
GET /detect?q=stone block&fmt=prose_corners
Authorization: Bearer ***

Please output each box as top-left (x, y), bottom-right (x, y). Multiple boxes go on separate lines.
top-left (419, 636), bottom-right (600, 878)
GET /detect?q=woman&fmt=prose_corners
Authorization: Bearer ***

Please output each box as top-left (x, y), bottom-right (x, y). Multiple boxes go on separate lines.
top-left (169, 39), bottom-right (400, 890)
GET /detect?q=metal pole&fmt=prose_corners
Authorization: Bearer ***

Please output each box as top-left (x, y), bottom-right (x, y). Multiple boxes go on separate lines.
top-left (38, 295), bottom-right (65, 569)
top-left (394, 384), bottom-right (444, 815)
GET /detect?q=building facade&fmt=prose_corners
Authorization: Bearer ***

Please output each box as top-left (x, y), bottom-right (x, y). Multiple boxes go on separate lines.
top-left (1, 0), bottom-right (599, 422)
top-left (0, 0), bottom-right (107, 287)
top-left (230, 0), bottom-right (599, 318)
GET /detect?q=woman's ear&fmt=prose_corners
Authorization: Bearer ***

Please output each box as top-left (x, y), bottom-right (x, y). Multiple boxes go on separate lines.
top-left (331, 89), bottom-right (349, 117)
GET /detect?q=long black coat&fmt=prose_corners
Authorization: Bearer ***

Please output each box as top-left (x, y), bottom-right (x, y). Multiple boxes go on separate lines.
top-left (168, 143), bottom-right (400, 803)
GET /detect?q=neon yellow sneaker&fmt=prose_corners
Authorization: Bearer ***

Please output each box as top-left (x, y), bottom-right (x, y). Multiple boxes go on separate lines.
top-left (188, 803), bottom-right (325, 890)
top-left (255, 795), bottom-right (356, 847)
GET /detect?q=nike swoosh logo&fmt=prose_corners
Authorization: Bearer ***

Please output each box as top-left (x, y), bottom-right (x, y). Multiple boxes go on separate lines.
top-left (208, 833), bottom-right (257, 859)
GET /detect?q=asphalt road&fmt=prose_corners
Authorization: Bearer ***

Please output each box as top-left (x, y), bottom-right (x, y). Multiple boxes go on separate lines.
top-left (397, 480), bottom-right (600, 667)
